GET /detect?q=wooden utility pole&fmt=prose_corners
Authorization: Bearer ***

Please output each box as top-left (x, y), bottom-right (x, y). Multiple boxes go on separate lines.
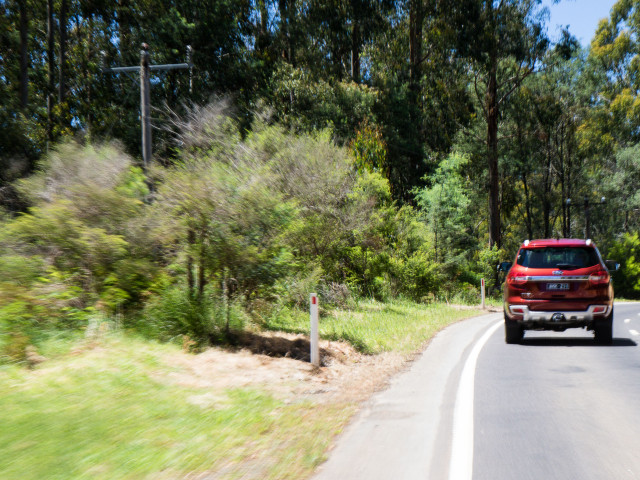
top-left (102, 43), bottom-right (193, 169)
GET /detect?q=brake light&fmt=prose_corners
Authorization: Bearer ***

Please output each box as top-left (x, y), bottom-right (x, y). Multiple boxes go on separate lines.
top-left (508, 274), bottom-right (528, 286)
top-left (589, 270), bottom-right (610, 286)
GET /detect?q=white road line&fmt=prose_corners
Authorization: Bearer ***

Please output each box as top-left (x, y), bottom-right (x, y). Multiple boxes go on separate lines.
top-left (449, 320), bottom-right (502, 480)
top-left (624, 318), bottom-right (631, 324)
top-left (630, 330), bottom-right (639, 336)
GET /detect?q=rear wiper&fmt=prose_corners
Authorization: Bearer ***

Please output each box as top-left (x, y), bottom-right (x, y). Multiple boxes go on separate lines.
top-left (556, 264), bottom-right (580, 270)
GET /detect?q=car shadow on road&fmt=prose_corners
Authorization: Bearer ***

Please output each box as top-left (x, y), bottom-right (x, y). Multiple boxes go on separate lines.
top-left (520, 337), bottom-right (637, 347)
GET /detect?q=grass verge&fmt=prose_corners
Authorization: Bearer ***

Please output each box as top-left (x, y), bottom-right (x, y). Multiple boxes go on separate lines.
top-left (266, 299), bottom-right (485, 354)
top-left (0, 300), bottom-right (484, 479)
top-left (0, 335), bottom-right (347, 480)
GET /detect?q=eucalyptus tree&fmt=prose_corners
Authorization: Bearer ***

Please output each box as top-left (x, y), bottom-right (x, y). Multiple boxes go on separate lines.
top-left (500, 41), bottom-right (585, 242)
top-left (449, 0), bottom-right (548, 248)
top-left (588, 0), bottom-right (640, 148)
top-left (364, 0), bottom-right (473, 202)
top-left (578, 0), bottom-right (640, 239)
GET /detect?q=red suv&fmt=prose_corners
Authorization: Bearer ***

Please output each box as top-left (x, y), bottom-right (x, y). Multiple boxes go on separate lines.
top-left (499, 239), bottom-right (618, 344)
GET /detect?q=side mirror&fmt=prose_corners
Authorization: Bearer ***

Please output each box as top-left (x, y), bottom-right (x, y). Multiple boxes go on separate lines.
top-left (497, 261), bottom-right (512, 272)
top-left (605, 260), bottom-right (620, 272)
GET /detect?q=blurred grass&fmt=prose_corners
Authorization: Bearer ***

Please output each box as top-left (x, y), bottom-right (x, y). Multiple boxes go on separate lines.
top-left (0, 300), bottom-right (484, 479)
top-left (266, 299), bottom-right (484, 354)
top-left (0, 335), bottom-right (346, 480)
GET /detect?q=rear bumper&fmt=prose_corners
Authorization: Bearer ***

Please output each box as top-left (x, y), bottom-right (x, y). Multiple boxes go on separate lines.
top-left (507, 304), bottom-right (611, 324)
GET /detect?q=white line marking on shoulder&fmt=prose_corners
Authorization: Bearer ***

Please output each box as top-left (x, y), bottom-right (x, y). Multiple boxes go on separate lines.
top-left (630, 329), bottom-right (639, 336)
top-left (449, 320), bottom-right (502, 480)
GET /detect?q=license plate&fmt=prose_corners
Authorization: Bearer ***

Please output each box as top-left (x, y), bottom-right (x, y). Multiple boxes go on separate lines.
top-left (547, 283), bottom-right (570, 291)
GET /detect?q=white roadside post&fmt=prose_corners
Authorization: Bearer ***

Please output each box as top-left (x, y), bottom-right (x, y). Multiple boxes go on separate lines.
top-left (310, 293), bottom-right (320, 367)
top-left (481, 278), bottom-right (486, 309)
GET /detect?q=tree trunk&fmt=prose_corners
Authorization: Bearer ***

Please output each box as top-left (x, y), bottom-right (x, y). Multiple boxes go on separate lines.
top-left (542, 134), bottom-right (552, 238)
top-left (256, 0), bottom-right (270, 52)
top-left (47, 0), bottom-right (55, 142)
top-left (19, 0), bottom-right (29, 109)
top-left (58, 0), bottom-right (68, 104)
top-left (567, 133), bottom-right (573, 236)
top-left (198, 235), bottom-right (206, 298)
top-left (409, 0), bottom-right (423, 92)
top-left (222, 269), bottom-right (230, 334)
top-left (86, 15), bottom-right (93, 137)
top-left (559, 123), bottom-right (567, 238)
top-left (407, 0), bottom-right (424, 201)
top-left (351, 22), bottom-right (360, 83)
top-left (278, 0), bottom-right (294, 64)
top-left (117, 0), bottom-right (131, 61)
top-left (487, 55), bottom-right (500, 248)
top-left (522, 171), bottom-right (533, 240)
top-left (517, 117), bottom-right (533, 239)
top-left (187, 227), bottom-right (195, 297)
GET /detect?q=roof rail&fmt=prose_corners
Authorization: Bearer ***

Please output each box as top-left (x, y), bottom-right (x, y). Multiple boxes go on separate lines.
top-left (586, 239), bottom-right (592, 246)
top-left (524, 240), bottom-right (530, 246)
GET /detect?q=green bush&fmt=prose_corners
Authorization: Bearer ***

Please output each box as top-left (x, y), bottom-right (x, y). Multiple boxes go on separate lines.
top-left (0, 281), bottom-right (93, 362)
top-left (609, 233), bottom-right (640, 299)
top-left (142, 286), bottom-right (215, 344)
top-left (390, 251), bottom-right (443, 302)
top-left (448, 282), bottom-right (481, 305)
top-left (142, 284), bottom-right (248, 345)
top-left (272, 266), bottom-right (324, 308)
top-left (476, 245), bottom-right (504, 297)
top-left (99, 258), bottom-right (159, 312)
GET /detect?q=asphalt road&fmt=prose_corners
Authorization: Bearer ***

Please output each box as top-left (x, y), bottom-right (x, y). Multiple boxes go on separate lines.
top-left (312, 302), bottom-right (640, 480)
top-left (474, 302), bottom-right (640, 480)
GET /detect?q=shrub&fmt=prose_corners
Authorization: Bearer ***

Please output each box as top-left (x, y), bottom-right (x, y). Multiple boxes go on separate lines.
top-left (390, 251), bottom-right (443, 302)
top-left (142, 284), bottom-right (247, 345)
top-left (272, 266), bottom-right (324, 308)
top-left (318, 281), bottom-right (355, 308)
top-left (609, 233), bottom-right (640, 299)
top-left (0, 277), bottom-right (93, 362)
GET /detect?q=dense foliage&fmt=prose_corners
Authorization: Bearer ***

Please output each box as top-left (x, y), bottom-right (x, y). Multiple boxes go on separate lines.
top-left (2, 0), bottom-right (640, 359)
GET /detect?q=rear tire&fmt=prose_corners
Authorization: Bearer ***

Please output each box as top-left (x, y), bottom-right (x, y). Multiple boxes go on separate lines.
top-left (594, 308), bottom-right (613, 345)
top-left (505, 312), bottom-right (523, 344)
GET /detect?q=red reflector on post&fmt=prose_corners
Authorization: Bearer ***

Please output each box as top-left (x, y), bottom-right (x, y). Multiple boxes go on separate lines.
top-left (312, 296), bottom-right (317, 305)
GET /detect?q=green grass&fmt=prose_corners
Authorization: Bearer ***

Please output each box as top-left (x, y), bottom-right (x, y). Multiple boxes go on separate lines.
top-left (267, 299), bottom-right (485, 354)
top-left (0, 335), bottom-right (343, 480)
top-left (0, 300), bottom-right (485, 479)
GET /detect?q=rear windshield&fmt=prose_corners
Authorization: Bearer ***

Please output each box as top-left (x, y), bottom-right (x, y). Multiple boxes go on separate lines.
top-left (516, 247), bottom-right (600, 269)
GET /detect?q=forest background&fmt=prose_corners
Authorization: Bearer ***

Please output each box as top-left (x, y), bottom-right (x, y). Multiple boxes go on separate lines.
top-left (2, 0), bottom-right (640, 358)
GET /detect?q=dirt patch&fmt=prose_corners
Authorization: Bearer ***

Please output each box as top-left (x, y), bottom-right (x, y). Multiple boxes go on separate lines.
top-left (229, 331), bottom-right (334, 364)
top-left (160, 331), bottom-right (408, 407)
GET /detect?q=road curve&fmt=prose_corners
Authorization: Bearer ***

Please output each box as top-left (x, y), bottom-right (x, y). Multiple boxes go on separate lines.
top-left (312, 302), bottom-right (640, 480)
top-left (311, 312), bottom-right (501, 480)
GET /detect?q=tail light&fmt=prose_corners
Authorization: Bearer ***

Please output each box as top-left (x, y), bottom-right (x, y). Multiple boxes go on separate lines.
top-left (589, 270), bottom-right (610, 286)
top-left (508, 274), bottom-right (528, 286)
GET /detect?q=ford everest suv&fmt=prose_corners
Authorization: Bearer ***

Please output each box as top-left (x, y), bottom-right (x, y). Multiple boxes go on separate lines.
top-left (499, 239), bottom-right (618, 344)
